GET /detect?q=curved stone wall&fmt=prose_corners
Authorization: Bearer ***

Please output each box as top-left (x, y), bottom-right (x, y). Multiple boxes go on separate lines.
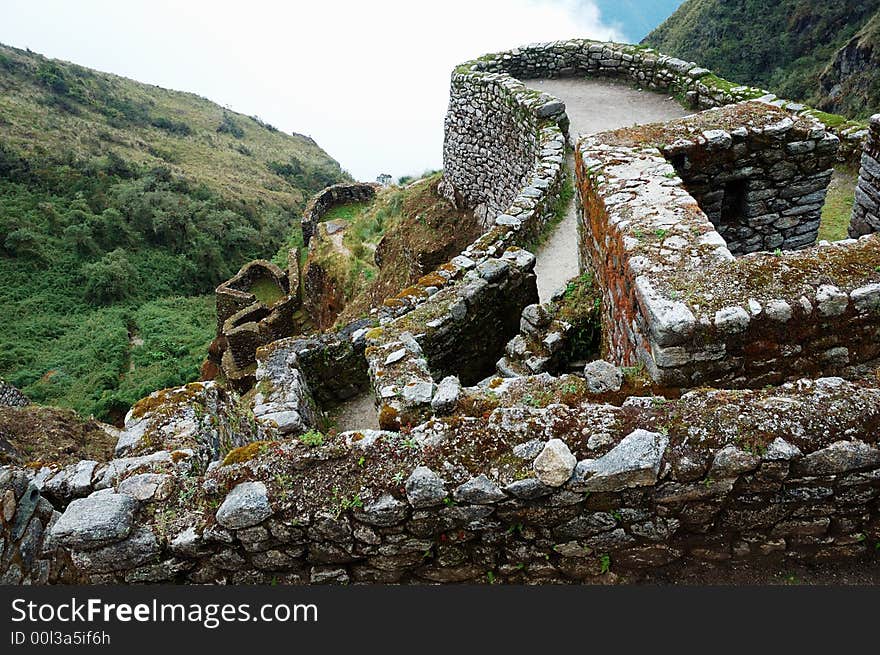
top-left (440, 69), bottom-right (568, 227)
top-left (458, 40), bottom-right (868, 162)
top-left (301, 182), bottom-right (379, 247)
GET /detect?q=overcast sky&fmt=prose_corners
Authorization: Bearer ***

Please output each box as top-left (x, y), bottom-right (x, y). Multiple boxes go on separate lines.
top-left (1, 1), bottom-right (630, 180)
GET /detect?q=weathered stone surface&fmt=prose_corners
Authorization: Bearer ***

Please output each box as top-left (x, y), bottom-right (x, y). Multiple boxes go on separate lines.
top-left (795, 440), bottom-right (880, 475)
top-left (582, 360), bottom-right (623, 393)
top-left (431, 376), bottom-right (461, 414)
top-left (51, 494), bottom-right (137, 549)
top-left (533, 439), bottom-right (577, 487)
top-left (453, 475), bottom-right (506, 504)
top-left (763, 437), bottom-right (802, 461)
top-left (401, 381), bottom-right (434, 405)
top-left (572, 430), bottom-right (669, 492)
top-left (71, 526), bottom-right (159, 573)
top-left (117, 473), bottom-right (169, 502)
top-left (709, 445), bottom-right (760, 478)
top-left (216, 482), bottom-right (272, 530)
top-left (714, 306), bottom-right (750, 334)
top-left (504, 478), bottom-right (552, 500)
top-left (405, 467), bottom-right (446, 508)
top-left (355, 493), bottom-right (408, 527)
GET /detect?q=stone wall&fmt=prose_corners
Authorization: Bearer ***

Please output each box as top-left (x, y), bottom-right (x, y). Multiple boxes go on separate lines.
top-left (654, 107), bottom-right (838, 254)
top-left (5, 377), bottom-right (879, 584)
top-left (364, 248), bottom-right (538, 429)
top-left (440, 69), bottom-right (568, 228)
top-left (577, 103), bottom-right (880, 388)
top-left (214, 256), bottom-right (304, 389)
top-left (301, 183), bottom-right (378, 247)
top-left (4, 40), bottom-right (880, 586)
top-left (851, 115), bottom-right (880, 237)
top-left (457, 39), bottom-right (868, 163)
top-left (0, 379), bottom-right (29, 407)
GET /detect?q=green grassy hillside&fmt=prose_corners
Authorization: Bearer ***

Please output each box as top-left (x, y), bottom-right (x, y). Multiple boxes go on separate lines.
top-left (643, 0), bottom-right (880, 118)
top-left (0, 43), bottom-right (350, 421)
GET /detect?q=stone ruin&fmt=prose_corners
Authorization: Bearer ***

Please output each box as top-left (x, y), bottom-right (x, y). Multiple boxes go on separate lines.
top-left (300, 182), bottom-right (378, 248)
top-left (851, 115), bottom-right (880, 237)
top-left (211, 182), bottom-right (380, 386)
top-left (211, 256), bottom-right (303, 390)
top-left (2, 40), bottom-right (880, 585)
top-left (0, 379), bottom-right (29, 408)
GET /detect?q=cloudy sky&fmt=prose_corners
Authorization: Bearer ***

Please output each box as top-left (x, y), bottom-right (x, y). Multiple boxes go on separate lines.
top-left (0, 1), bottom-right (677, 180)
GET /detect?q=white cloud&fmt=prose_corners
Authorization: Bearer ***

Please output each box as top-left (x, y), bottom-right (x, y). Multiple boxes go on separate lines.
top-left (0, 0), bottom-right (623, 180)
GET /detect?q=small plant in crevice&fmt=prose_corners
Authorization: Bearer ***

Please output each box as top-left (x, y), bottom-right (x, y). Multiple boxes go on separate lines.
top-left (330, 486), bottom-right (363, 519)
top-left (298, 430), bottom-right (325, 447)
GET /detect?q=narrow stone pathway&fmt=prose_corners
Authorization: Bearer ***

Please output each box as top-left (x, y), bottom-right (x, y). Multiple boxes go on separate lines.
top-left (528, 78), bottom-right (691, 301)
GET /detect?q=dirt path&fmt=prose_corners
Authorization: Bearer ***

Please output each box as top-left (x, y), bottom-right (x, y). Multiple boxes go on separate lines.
top-left (528, 79), bottom-right (691, 301)
top-left (329, 388), bottom-right (379, 433)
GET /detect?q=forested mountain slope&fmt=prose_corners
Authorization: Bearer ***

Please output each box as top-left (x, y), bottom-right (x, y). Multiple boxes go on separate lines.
top-left (644, 0), bottom-right (880, 118)
top-left (0, 43), bottom-right (349, 421)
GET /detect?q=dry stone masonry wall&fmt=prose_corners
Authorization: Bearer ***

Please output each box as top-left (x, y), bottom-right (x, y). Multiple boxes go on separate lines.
top-left (463, 39), bottom-right (869, 162)
top-left (214, 257), bottom-right (303, 389)
top-left (851, 115), bottom-right (880, 237)
top-left (0, 379), bottom-right (29, 407)
top-left (3, 40), bottom-right (880, 585)
top-left (578, 102), bottom-right (880, 388)
top-left (301, 183), bottom-right (378, 248)
top-left (656, 108), bottom-right (838, 254)
top-left (4, 377), bottom-right (880, 584)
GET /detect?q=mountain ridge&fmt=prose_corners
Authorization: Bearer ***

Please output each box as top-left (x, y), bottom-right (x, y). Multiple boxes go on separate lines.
top-left (643, 0), bottom-right (880, 119)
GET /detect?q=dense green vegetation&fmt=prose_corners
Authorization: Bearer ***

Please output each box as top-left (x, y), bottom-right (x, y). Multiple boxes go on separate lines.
top-left (0, 44), bottom-right (349, 420)
top-left (819, 166), bottom-right (860, 242)
top-left (644, 0), bottom-right (880, 118)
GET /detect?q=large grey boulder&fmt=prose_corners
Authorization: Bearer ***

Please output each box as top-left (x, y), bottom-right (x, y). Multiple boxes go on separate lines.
top-left (51, 493), bottom-right (137, 548)
top-left (571, 429), bottom-right (669, 492)
top-left (216, 481), bottom-right (272, 529)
